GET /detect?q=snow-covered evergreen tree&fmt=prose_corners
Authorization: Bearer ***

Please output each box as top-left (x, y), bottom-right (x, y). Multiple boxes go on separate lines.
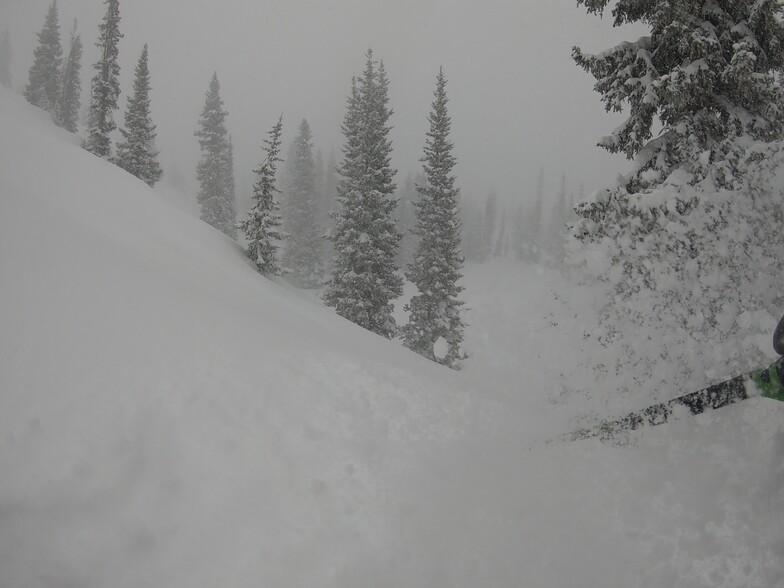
top-left (569, 0), bottom-right (784, 400)
top-left (239, 115), bottom-right (284, 275)
top-left (573, 0), bottom-right (784, 191)
top-left (84, 0), bottom-right (122, 159)
top-left (115, 44), bottom-right (162, 187)
top-left (283, 118), bottom-right (323, 287)
top-left (53, 21), bottom-right (82, 133)
top-left (324, 51), bottom-right (403, 338)
top-left (24, 1), bottom-right (62, 113)
top-left (195, 73), bottom-right (236, 239)
top-left (403, 68), bottom-right (465, 368)
top-left (0, 30), bottom-right (12, 90)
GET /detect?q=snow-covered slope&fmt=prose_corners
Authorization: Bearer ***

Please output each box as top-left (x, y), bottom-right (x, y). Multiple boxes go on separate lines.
top-left (1, 89), bottom-right (783, 588)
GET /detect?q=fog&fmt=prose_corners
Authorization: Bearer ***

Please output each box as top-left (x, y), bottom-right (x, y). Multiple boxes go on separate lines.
top-left (1, 0), bottom-right (642, 209)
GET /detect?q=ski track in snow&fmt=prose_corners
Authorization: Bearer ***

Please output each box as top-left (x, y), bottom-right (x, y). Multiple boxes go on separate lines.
top-left (1, 88), bottom-right (783, 588)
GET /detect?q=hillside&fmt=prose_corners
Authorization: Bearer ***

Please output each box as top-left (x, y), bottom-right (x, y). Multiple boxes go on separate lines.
top-left (1, 89), bottom-right (782, 588)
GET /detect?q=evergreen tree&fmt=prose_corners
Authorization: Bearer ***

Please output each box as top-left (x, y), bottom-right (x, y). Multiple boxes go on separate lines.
top-left (0, 30), bottom-right (12, 90)
top-left (570, 0), bottom-right (784, 400)
top-left (283, 118), bottom-right (323, 287)
top-left (324, 51), bottom-right (403, 338)
top-left (54, 21), bottom-right (82, 133)
top-left (115, 44), bottom-right (162, 187)
top-left (239, 115), bottom-right (284, 275)
top-left (574, 0), bottom-right (784, 190)
top-left (24, 0), bottom-right (62, 113)
top-left (403, 68), bottom-right (465, 368)
top-left (195, 73), bottom-right (236, 239)
top-left (84, 0), bottom-right (122, 159)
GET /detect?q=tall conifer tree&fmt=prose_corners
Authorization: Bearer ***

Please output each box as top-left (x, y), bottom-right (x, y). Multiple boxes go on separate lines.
top-left (324, 51), bottom-right (402, 338)
top-left (240, 115), bottom-right (284, 275)
top-left (574, 0), bottom-right (784, 190)
top-left (116, 44), bottom-right (162, 187)
top-left (283, 118), bottom-right (323, 287)
top-left (24, 1), bottom-right (62, 113)
top-left (195, 73), bottom-right (236, 239)
top-left (84, 0), bottom-right (122, 159)
top-left (403, 68), bottom-right (465, 368)
top-left (54, 21), bottom-right (82, 133)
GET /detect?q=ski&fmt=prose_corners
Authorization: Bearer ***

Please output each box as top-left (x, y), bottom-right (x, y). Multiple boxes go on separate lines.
top-left (565, 357), bottom-right (784, 443)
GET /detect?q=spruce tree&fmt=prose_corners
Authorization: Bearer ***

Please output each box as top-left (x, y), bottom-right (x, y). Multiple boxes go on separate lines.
top-left (403, 68), bottom-right (465, 368)
top-left (195, 73), bottom-right (237, 239)
top-left (54, 21), bottom-right (82, 133)
top-left (239, 115), bottom-right (284, 275)
top-left (324, 51), bottom-right (403, 338)
top-left (570, 0), bottom-right (784, 399)
top-left (574, 0), bottom-right (784, 190)
top-left (283, 118), bottom-right (323, 287)
top-left (24, 0), bottom-right (62, 113)
top-left (84, 0), bottom-right (122, 159)
top-left (0, 30), bottom-right (12, 90)
top-left (116, 44), bottom-right (162, 187)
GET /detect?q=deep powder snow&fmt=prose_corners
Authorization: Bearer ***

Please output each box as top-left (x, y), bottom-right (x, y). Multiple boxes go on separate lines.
top-left (1, 89), bottom-right (783, 588)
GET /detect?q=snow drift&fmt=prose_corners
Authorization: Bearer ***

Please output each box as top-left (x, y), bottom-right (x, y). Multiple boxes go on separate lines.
top-left (1, 88), bottom-right (783, 588)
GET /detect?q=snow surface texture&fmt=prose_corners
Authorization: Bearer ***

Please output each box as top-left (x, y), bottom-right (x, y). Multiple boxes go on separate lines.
top-left (1, 88), bottom-right (783, 587)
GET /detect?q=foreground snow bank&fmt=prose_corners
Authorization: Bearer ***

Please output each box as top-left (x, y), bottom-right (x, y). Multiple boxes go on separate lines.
top-left (1, 89), bottom-right (782, 588)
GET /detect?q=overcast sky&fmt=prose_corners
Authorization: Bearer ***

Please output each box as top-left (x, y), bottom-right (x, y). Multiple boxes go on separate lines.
top-left (1, 0), bottom-right (644, 210)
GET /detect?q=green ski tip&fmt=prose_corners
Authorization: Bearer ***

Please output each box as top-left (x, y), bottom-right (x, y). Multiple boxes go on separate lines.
top-left (752, 360), bottom-right (784, 402)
